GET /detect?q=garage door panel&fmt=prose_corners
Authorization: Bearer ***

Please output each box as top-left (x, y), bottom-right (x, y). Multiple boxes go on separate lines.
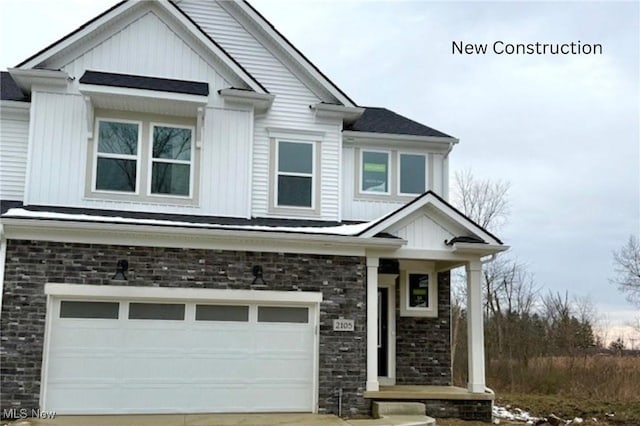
top-left (46, 384), bottom-right (122, 413)
top-left (185, 356), bottom-right (252, 378)
top-left (48, 355), bottom-right (121, 380)
top-left (190, 385), bottom-right (251, 412)
top-left (45, 298), bottom-right (317, 414)
top-left (254, 326), bottom-right (313, 350)
top-left (252, 384), bottom-right (312, 412)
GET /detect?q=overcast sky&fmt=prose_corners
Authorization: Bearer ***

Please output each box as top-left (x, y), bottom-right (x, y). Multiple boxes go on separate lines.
top-left (1, 1), bottom-right (638, 334)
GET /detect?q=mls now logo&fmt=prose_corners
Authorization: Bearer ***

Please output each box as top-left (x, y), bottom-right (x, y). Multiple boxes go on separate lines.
top-left (2, 408), bottom-right (56, 419)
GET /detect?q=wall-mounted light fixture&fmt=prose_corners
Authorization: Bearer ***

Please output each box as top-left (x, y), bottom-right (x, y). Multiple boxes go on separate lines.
top-left (252, 265), bottom-right (267, 287)
top-left (112, 259), bottom-right (129, 280)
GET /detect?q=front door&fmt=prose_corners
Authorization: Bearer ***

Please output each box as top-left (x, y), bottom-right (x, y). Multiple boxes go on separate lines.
top-left (377, 288), bottom-right (388, 377)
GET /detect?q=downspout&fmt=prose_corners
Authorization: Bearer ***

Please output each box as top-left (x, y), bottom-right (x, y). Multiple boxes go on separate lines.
top-left (0, 224), bottom-right (6, 315)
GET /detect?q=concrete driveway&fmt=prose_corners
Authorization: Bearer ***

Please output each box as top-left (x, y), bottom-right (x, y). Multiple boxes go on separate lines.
top-left (3, 413), bottom-right (350, 426)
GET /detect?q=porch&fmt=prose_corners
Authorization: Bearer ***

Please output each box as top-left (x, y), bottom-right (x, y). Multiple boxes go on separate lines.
top-left (364, 385), bottom-right (494, 421)
top-left (364, 385), bottom-right (494, 401)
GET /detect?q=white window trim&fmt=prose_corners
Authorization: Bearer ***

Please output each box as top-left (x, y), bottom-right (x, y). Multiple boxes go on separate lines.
top-left (397, 151), bottom-right (427, 197)
top-left (92, 118), bottom-right (142, 195)
top-left (360, 149), bottom-right (391, 195)
top-left (400, 270), bottom-right (438, 318)
top-left (274, 139), bottom-right (316, 210)
top-left (146, 122), bottom-right (195, 199)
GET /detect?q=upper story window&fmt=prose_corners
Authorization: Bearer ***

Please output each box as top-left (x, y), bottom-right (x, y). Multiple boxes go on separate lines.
top-left (357, 148), bottom-right (428, 200)
top-left (361, 150), bottom-right (390, 194)
top-left (276, 140), bottom-right (315, 208)
top-left (95, 120), bottom-right (140, 192)
top-left (268, 128), bottom-right (323, 217)
top-left (399, 153), bottom-right (426, 195)
top-left (87, 111), bottom-right (198, 205)
top-left (150, 124), bottom-right (193, 197)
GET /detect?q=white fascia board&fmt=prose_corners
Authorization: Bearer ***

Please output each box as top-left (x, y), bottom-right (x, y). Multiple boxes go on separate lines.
top-left (0, 100), bottom-right (30, 110)
top-left (16, 1), bottom-right (267, 95)
top-left (1, 219), bottom-right (405, 256)
top-left (451, 243), bottom-right (510, 255)
top-left (226, 0), bottom-right (356, 107)
top-left (16, 2), bottom-right (139, 69)
top-left (7, 68), bottom-right (69, 93)
top-left (79, 84), bottom-right (209, 104)
top-left (45, 283), bottom-right (323, 304)
top-left (311, 103), bottom-right (364, 123)
top-left (343, 130), bottom-right (459, 147)
top-left (359, 193), bottom-right (503, 246)
top-left (157, 1), bottom-right (267, 94)
top-left (218, 88), bottom-right (275, 112)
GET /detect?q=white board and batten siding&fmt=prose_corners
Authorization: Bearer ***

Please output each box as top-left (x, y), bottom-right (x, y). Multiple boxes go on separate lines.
top-left (25, 91), bottom-right (252, 217)
top-left (178, 0), bottom-right (344, 221)
top-left (22, 3), bottom-right (258, 217)
top-left (0, 103), bottom-right (30, 201)
top-left (45, 7), bottom-right (242, 105)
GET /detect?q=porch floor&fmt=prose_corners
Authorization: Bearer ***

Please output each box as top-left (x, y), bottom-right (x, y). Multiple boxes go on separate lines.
top-left (364, 385), bottom-right (494, 401)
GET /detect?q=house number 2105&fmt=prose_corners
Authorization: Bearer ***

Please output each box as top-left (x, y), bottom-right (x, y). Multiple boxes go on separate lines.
top-left (333, 319), bottom-right (355, 331)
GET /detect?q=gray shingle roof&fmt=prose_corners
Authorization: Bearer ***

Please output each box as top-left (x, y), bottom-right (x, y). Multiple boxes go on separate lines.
top-left (0, 72), bottom-right (29, 102)
top-left (345, 107), bottom-right (453, 138)
top-left (80, 70), bottom-right (209, 96)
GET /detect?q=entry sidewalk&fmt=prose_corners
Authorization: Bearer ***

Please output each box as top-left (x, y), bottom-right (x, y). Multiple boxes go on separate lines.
top-left (3, 413), bottom-right (434, 426)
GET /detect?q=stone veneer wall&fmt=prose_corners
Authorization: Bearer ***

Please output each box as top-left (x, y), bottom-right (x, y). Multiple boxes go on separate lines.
top-left (0, 240), bottom-right (369, 416)
top-left (395, 271), bottom-right (452, 385)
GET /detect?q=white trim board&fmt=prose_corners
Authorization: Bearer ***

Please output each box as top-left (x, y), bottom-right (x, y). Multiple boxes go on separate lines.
top-left (45, 283), bottom-right (323, 304)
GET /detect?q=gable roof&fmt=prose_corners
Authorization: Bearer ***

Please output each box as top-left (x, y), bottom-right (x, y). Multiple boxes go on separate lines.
top-left (236, 0), bottom-right (357, 107)
top-left (358, 190), bottom-right (504, 246)
top-left (345, 107), bottom-right (454, 138)
top-left (14, 0), bottom-right (268, 94)
top-left (79, 70), bottom-right (209, 96)
top-left (0, 72), bottom-right (30, 102)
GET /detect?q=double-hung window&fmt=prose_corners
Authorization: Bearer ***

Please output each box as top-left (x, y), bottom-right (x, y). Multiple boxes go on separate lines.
top-left (150, 124), bottom-right (193, 197)
top-left (361, 150), bottom-right (390, 194)
top-left (398, 153), bottom-right (426, 196)
top-left (91, 115), bottom-right (196, 202)
top-left (276, 140), bottom-right (315, 208)
top-left (95, 120), bottom-right (140, 193)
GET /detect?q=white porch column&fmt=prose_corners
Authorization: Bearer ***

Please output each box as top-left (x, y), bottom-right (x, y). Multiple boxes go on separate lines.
top-left (466, 260), bottom-right (486, 393)
top-left (366, 256), bottom-right (379, 391)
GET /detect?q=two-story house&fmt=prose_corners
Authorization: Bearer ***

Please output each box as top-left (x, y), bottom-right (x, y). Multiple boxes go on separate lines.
top-left (0, 0), bottom-right (506, 421)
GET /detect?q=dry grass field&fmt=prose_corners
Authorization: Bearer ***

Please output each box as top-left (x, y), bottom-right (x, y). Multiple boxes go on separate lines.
top-left (449, 355), bottom-right (640, 425)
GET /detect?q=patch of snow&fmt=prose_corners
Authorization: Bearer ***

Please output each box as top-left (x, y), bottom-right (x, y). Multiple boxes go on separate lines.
top-left (493, 405), bottom-right (543, 424)
top-left (3, 208), bottom-right (376, 236)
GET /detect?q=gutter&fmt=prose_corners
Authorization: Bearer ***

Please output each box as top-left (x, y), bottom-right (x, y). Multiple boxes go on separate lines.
top-left (0, 218), bottom-right (406, 251)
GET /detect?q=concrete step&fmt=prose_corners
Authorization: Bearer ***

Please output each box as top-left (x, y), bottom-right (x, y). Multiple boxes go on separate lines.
top-left (347, 415), bottom-right (436, 426)
top-left (372, 402), bottom-right (426, 417)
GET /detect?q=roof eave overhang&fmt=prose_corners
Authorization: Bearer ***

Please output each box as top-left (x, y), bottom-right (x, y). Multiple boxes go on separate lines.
top-left (0, 218), bottom-right (406, 251)
top-left (0, 100), bottom-right (31, 109)
top-left (310, 103), bottom-right (364, 123)
top-left (80, 83), bottom-right (209, 117)
top-left (7, 68), bottom-right (69, 94)
top-left (359, 191), bottom-right (504, 246)
top-left (15, 1), bottom-right (268, 95)
top-left (218, 88), bottom-right (275, 112)
top-left (343, 130), bottom-right (459, 147)
top-left (451, 242), bottom-right (510, 256)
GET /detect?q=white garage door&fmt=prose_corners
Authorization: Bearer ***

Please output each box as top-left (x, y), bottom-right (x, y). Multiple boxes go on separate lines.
top-left (43, 292), bottom-right (318, 414)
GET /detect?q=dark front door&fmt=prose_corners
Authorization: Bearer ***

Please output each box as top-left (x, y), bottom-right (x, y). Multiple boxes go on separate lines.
top-left (378, 287), bottom-right (388, 377)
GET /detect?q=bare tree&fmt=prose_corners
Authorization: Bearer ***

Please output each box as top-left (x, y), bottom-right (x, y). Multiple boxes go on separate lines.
top-left (611, 235), bottom-right (640, 307)
top-left (452, 169), bottom-right (511, 232)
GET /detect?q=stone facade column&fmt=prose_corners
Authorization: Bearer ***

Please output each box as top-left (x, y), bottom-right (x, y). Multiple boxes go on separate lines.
top-left (466, 259), bottom-right (486, 393)
top-left (366, 256), bottom-right (379, 391)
